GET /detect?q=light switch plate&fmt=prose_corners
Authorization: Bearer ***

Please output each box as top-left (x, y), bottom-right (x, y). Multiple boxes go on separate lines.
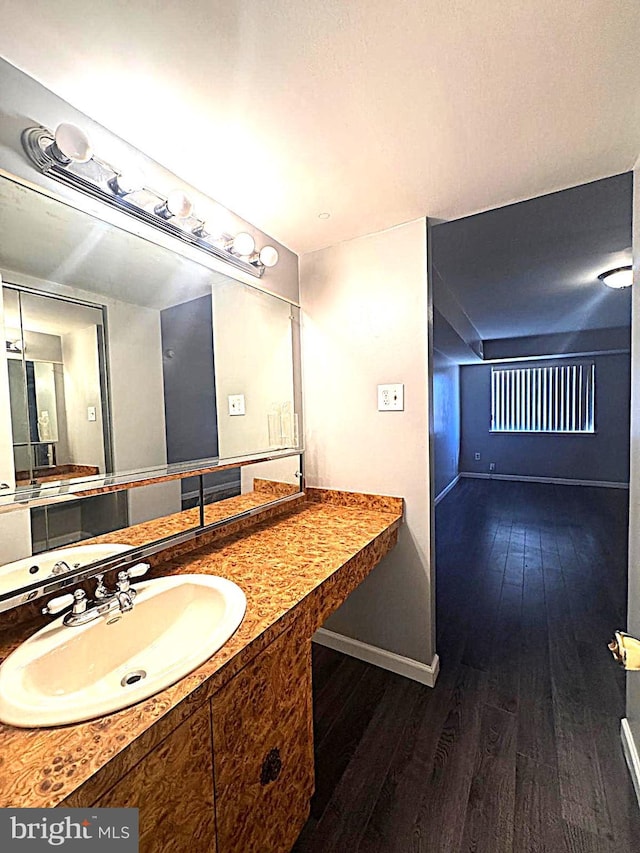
top-left (377, 383), bottom-right (404, 411)
top-left (228, 394), bottom-right (245, 416)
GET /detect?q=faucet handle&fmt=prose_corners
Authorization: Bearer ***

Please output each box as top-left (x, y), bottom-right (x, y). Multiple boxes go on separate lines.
top-left (116, 563), bottom-right (150, 593)
top-left (42, 593), bottom-right (74, 615)
top-left (126, 563), bottom-right (150, 579)
top-left (72, 589), bottom-right (88, 614)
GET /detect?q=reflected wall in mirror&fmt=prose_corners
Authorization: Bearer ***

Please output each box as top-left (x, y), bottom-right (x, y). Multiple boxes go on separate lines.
top-left (0, 454), bottom-right (302, 606)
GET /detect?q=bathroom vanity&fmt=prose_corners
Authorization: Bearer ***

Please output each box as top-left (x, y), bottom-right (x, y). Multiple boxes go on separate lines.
top-left (0, 488), bottom-right (402, 853)
top-left (0, 60), bottom-right (403, 853)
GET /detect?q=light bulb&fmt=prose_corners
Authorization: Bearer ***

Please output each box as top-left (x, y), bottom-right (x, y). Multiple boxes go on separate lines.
top-left (259, 246), bottom-right (279, 268)
top-left (231, 232), bottom-right (255, 256)
top-left (108, 168), bottom-right (145, 197)
top-left (598, 266), bottom-right (633, 289)
top-left (48, 123), bottom-right (93, 164)
top-left (155, 190), bottom-right (193, 220)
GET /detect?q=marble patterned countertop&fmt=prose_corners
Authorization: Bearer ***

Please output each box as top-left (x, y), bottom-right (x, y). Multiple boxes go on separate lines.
top-left (0, 487), bottom-right (402, 809)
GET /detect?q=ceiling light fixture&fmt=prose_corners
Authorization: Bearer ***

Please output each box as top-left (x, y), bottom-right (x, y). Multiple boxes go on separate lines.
top-left (21, 123), bottom-right (279, 277)
top-left (598, 266), bottom-right (633, 289)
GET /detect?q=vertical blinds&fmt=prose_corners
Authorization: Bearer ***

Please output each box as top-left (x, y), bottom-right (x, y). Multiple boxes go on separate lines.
top-left (491, 363), bottom-right (595, 433)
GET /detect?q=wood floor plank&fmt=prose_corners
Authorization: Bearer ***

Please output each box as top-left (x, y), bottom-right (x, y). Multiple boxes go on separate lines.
top-left (458, 704), bottom-right (517, 853)
top-left (303, 675), bottom-right (422, 853)
top-left (311, 643), bottom-right (346, 694)
top-left (358, 656), bottom-right (466, 853)
top-left (310, 662), bottom-right (390, 820)
top-left (486, 579), bottom-right (523, 715)
top-left (517, 568), bottom-right (556, 767)
top-left (312, 652), bottom-right (369, 747)
top-left (545, 561), bottom-right (614, 837)
top-left (514, 753), bottom-right (567, 853)
top-left (409, 666), bottom-right (488, 853)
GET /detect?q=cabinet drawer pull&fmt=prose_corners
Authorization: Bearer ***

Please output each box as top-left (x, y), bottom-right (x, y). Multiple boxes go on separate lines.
top-left (260, 748), bottom-right (282, 785)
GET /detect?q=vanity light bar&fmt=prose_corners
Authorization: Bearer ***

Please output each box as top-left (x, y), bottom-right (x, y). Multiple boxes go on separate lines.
top-left (21, 124), bottom-right (280, 278)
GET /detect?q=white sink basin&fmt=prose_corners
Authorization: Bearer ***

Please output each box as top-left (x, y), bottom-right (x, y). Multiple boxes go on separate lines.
top-left (0, 574), bottom-right (246, 727)
top-left (0, 543), bottom-right (131, 602)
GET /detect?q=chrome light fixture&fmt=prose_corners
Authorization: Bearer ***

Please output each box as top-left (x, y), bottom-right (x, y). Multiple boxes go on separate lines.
top-left (21, 123), bottom-right (279, 277)
top-left (598, 266), bottom-right (633, 289)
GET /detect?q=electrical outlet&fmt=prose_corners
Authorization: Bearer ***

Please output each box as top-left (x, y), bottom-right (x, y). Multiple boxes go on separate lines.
top-left (228, 394), bottom-right (245, 416)
top-left (489, 462), bottom-right (496, 472)
top-left (87, 406), bottom-right (97, 422)
top-left (377, 383), bottom-right (404, 411)
top-left (474, 452), bottom-right (481, 461)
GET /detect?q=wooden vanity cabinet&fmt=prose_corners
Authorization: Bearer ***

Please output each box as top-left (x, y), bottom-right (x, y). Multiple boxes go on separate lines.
top-left (87, 623), bottom-right (314, 853)
top-left (211, 626), bottom-right (314, 853)
top-left (93, 703), bottom-right (216, 853)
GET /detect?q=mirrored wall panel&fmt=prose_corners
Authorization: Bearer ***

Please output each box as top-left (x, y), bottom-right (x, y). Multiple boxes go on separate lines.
top-left (0, 174), bottom-right (301, 500)
top-left (0, 453), bottom-right (302, 606)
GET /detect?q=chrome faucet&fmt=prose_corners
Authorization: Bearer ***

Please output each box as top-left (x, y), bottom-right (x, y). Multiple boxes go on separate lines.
top-left (50, 560), bottom-right (73, 576)
top-left (41, 563), bottom-right (150, 626)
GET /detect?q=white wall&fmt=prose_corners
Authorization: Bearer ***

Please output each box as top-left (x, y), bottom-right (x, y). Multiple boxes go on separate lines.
top-left (105, 298), bottom-right (181, 524)
top-left (300, 218), bottom-right (434, 666)
top-left (61, 324), bottom-right (106, 472)
top-left (213, 281), bottom-right (295, 459)
top-left (627, 158), bottom-right (640, 762)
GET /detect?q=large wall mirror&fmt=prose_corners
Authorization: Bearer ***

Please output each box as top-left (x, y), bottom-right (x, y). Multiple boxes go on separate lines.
top-left (0, 171), bottom-right (303, 607)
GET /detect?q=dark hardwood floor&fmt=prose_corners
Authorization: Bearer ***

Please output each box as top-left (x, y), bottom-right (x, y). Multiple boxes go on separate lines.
top-left (293, 478), bottom-right (640, 852)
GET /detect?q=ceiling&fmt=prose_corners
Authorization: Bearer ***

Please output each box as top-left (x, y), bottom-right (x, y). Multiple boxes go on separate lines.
top-left (431, 172), bottom-right (633, 346)
top-left (0, 2), bottom-right (638, 255)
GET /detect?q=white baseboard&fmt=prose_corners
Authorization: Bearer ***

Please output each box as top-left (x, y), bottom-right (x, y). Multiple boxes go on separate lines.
top-left (435, 475), bottom-right (460, 505)
top-left (621, 718), bottom-right (640, 809)
top-left (313, 627), bottom-right (440, 687)
top-left (459, 472), bottom-right (629, 490)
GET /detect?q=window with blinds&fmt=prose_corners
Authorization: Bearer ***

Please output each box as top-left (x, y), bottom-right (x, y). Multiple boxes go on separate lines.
top-left (490, 363), bottom-right (595, 433)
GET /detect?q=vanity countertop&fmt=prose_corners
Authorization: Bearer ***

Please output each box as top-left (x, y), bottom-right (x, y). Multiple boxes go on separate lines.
top-left (0, 488), bottom-right (402, 809)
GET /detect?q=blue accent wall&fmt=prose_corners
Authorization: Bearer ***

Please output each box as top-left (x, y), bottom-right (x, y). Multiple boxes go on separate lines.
top-left (459, 353), bottom-right (631, 484)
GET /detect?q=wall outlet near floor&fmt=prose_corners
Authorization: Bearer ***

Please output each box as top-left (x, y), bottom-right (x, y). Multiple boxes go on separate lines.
top-left (377, 383), bottom-right (404, 411)
top-left (474, 452), bottom-right (481, 461)
top-left (228, 394), bottom-right (245, 416)
top-left (489, 462), bottom-right (496, 472)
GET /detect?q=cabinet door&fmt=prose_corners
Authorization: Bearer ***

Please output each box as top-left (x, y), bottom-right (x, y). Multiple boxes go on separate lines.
top-left (94, 704), bottom-right (216, 853)
top-left (211, 626), bottom-right (314, 853)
